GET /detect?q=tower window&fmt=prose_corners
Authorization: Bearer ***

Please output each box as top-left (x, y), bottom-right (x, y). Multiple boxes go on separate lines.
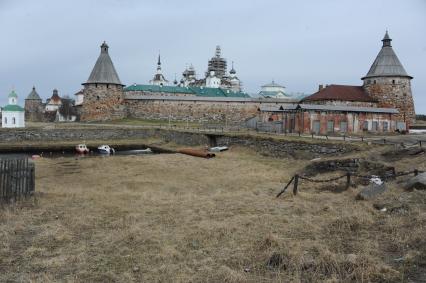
top-left (392, 80), bottom-right (395, 85)
top-left (4, 117), bottom-right (7, 124)
top-left (373, 80), bottom-right (376, 84)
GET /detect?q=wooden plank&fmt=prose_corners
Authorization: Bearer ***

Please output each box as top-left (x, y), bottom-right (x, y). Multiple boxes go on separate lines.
top-left (20, 158), bottom-right (25, 197)
top-left (16, 159), bottom-right (20, 200)
top-left (30, 162), bottom-right (35, 194)
top-left (24, 158), bottom-right (28, 196)
top-left (19, 158), bottom-right (24, 199)
top-left (0, 160), bottom-right (4, 200)
top-left (13, 159), bottom-right (17, 201)
top-left (5, 159), bottom-right (11, 201)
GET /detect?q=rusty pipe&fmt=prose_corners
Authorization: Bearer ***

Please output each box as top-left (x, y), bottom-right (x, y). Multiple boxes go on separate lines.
top-left (178, 148), bottom-right (215, 159)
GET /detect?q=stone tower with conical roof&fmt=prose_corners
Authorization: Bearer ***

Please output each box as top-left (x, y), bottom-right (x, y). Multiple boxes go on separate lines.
top-left (362, 31), bottom-right (415, 128)
top-left (25, 86), bottom-right (43, 121)
top-left (81, 41), bottom-right (125, 121)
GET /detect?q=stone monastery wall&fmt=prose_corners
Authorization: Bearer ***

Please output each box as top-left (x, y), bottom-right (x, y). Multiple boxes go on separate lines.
top-left (125, 98), bottom-right (274, 124)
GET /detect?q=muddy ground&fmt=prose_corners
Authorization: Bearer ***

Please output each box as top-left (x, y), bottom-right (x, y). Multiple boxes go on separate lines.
top-left (0, 145), bottom-right (425, 282)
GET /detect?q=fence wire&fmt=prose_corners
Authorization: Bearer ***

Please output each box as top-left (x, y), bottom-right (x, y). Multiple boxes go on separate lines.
top-left (277, 168), bottom-right (424, 198)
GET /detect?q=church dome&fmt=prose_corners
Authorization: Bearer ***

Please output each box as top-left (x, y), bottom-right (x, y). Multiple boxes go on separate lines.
top-left (8, 90), bottom-right (18, 99)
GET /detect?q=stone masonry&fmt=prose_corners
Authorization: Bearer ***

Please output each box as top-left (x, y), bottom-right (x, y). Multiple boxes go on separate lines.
top-left (81, 84), bottom-right (126, 121)
top-left (363, 77), bottom-right (415, 126)
top-left (125, 98), bottom-right (261, 124)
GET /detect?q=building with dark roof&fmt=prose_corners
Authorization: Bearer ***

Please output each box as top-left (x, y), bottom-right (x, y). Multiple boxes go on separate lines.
top-left (45, 89), bottom-right (62, 112)
top-left (302, 85), bottom-right (376, 105)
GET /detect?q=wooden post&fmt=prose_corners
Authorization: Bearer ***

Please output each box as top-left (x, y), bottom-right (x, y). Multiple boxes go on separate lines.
top-left (0, 160), bottom-right (4, 201)
top-left (276, 176), bottom-right (295, 198)
top-left (420, 140), bottom-right (422, 148)
top-left (30, 165), bottom-right (35, 194)
top-left (361, 136), bottom-right (364, 142)
top-left (293, 174), bottom-right (299, 195)
top-left (346, 172), bottom-right (351, 189)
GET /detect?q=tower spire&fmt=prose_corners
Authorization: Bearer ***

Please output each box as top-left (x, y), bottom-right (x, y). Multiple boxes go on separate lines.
top-left (215, 45), bottom-right (221, 58)
top-left (230, 61), bottom-right (236, 74)
top-left (382, 30), bottom-right (392, 47)
top-left (157, 52), bottom-right (161, 71)
top-left (101, 41), bottom-right (109, 53)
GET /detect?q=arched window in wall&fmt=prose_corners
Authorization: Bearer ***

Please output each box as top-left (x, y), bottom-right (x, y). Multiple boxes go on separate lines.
top-left (12, 117), bottom-right (16, 124)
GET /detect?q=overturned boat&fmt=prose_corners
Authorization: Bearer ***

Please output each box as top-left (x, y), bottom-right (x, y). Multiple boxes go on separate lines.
top-left (209, 146), bottom-right (228, 152)
top-left (75, 144), bottom-right (89, 154)
top-left (97, 145), bottom-right (115, 154)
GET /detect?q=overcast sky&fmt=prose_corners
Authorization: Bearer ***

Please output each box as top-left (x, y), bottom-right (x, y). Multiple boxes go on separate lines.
top-left (1, 0), bottom-right (425, 113)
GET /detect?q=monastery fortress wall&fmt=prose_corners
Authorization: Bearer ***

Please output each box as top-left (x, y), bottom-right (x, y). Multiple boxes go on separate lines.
top-left (22, 32), bottom-right (417, 134)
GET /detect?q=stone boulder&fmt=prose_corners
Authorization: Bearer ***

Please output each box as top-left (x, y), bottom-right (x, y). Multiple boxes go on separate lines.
top-left (357, 183), bottom-right (386, 200)
top-left (403, 173), bottom-right (426, 191)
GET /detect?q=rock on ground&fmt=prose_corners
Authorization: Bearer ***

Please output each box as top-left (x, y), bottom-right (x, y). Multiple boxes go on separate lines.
top-left (403, 173), bottom-right (426, 191)
top-left (357, 183), bottom-right (387, 200)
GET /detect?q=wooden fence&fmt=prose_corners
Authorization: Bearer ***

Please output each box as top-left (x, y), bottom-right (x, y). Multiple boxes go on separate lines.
top-left (276, 169), bottom-right (424, 198)
top-left (0, 157), bottom-right (35, 203)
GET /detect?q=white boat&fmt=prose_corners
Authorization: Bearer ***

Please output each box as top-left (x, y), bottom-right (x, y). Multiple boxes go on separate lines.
top-left (75, 144), bottom-right (89, 154)
top-left (209, 146), bottom-right (229, 152)
top-left (131, 148), bottom-right (152, 154)
top-left (97, 145), bottom-right (115, 154)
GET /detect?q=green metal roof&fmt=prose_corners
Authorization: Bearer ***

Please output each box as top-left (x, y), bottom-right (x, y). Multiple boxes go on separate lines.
top-left (190, 87), bottom-right (226, 97)
top-left (125, 84), bottom-right (195, 94)
top-left (8, 90), bottom-right (18, 98)
top-left (2, 104), bottom-right (24, 112)
top-left (124, 84), bottom-right (251, 98)
top-left (225, 90), bottom-right (251, 98)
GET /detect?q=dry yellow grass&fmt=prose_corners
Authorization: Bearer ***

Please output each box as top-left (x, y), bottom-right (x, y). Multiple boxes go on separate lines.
top-left (0, 146), bottom-right (425, 282)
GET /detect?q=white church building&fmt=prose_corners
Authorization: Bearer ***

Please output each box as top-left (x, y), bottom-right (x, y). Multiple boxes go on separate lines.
top-left (2, 90), bottom-right (25, 128)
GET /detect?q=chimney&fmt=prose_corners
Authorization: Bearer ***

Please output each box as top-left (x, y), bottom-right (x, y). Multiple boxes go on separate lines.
top-left (318, 84), bottom-right (324, 91)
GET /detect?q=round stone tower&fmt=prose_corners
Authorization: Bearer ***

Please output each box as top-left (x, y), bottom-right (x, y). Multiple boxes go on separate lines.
top-left (81, 41), bottom-right (125, 121)
top-left (362, 31), bottom-right (415, 129)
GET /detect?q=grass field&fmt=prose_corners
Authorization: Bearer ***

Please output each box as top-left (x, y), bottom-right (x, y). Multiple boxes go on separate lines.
top-left (1, 146), bottom-right (425, 282)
